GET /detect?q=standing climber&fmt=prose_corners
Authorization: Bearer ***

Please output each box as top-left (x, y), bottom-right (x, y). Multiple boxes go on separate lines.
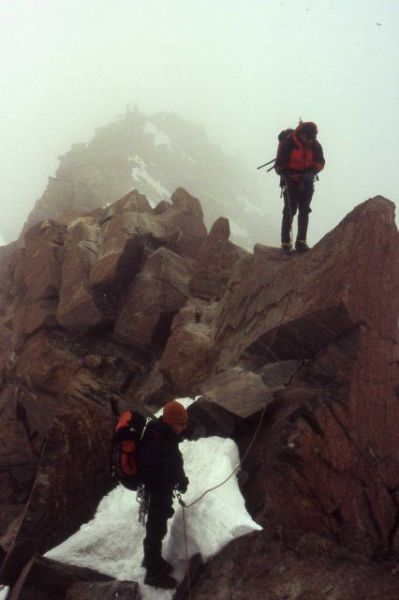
top-left (138, 400), bottom-right (189, 589)
top-left (275, 121), bottom-right (325, 253)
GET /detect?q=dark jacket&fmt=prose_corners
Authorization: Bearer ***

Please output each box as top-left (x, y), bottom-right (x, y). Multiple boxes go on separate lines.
top-left (275, 131), bottom-right (325, 176)
top-left (138, 418), bottom-right (186, 491)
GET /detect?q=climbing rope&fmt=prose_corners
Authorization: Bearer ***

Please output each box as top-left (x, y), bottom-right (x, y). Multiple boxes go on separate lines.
top-left (176, 492), bottom-right (192, 600)
top-left (136, 485), bottom-right (149, 526)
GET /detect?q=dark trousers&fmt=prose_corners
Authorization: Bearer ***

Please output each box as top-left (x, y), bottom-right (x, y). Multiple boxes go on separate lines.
top-left (281, 181), bottom-right (314, 244)
top-left (143, 486), bottom-right (174, 576)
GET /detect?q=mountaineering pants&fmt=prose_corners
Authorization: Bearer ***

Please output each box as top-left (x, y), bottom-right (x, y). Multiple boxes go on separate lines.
top-left (143, 486), bottom-right (174, 576)
top-left (281, 180), bottom-right (314, 244)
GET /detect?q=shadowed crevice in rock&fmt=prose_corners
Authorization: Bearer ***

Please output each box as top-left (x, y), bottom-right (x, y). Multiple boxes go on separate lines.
top-left (246, 303), bottom-right (357, 362)
top-left (151, 310), bottom-right (179, 350)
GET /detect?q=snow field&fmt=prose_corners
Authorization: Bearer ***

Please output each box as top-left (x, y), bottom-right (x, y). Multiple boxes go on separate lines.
top-left (47, 435), bottom-right (262, 600)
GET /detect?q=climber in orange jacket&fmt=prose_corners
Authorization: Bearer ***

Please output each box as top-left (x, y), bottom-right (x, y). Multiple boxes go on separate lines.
top-left (274, 122), bottom-right (325, 253)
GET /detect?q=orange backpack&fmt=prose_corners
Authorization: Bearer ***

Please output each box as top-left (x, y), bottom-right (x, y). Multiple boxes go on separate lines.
top-left (111, 410), bottom-right (149, 490)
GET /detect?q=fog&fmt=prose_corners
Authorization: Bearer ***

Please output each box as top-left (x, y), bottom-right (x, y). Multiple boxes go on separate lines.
top-left (1, 0), bottom-right (398, 245)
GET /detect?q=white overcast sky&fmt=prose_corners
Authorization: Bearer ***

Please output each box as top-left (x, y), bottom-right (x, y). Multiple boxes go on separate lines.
top-left (1, 0), bottom-right (398, 244)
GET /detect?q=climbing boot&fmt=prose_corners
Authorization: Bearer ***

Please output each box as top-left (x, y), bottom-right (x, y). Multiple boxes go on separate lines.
top-left (281, 242), bottom-right (293, 255)
top-left (144, 571), bottom-right (177, 589)
top-left (295, 239), bottom-right (309, 253)
top-left (141, 556), bottom-right (173, 574)
top-left (160, 558), bottom-right (173, 574)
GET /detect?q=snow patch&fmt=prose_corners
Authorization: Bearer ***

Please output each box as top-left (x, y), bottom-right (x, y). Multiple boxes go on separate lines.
top-left (131, 156), bottom-right (170, 206)
top-left (67, 216), bottom-right (96, 230)
top-left (144, 121), bottom-right (173, 150)
top-left (0, 587), bottom-right (8, 600)
top-left (47, 434), bottom-right (261, 600)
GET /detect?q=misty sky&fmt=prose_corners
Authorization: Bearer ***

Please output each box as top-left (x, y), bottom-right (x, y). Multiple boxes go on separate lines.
top-left (1, 0), bottom-right (398, 246)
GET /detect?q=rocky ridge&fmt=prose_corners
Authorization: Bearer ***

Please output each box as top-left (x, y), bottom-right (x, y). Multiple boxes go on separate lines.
top-left (0, 188), bottom-right (398, 598)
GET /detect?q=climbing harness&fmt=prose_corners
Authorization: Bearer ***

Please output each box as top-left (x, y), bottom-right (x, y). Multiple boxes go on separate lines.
top-left (176, 491), bottom-right (192, 599)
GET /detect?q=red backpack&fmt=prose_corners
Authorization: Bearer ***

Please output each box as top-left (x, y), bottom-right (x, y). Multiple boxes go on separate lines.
top-left (257, 128), bottom-right (294, 172)
top-left (111, 410), bottom-right (149, 490)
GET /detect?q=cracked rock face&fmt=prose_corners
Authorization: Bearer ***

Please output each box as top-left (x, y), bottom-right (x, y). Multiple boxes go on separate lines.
top-left (0, 399), bottom-right (112, 585)
top-left (214, 197), bottom-right (399, 556)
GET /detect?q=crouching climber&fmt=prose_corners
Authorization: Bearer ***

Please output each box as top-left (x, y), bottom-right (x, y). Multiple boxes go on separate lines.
top-left (138, 400), bottom-right (189, 589)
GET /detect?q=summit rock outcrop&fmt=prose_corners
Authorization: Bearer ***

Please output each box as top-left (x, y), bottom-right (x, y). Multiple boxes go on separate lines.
top-left (22, 110), bottom-right (272, 248)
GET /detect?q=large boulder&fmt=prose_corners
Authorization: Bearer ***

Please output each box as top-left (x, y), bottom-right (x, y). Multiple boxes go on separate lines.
top-left (106, 188), bottom-right (152, 215)
top-left (88, 187), bottom-right (206, 294)
top-left (8, 555), bottom-right (116, 600)
top-left (56, 217), bottom-right (105, 333)
top-left (158, 187), bottom-right (207, 257)
top-left (114, 247), bottom-right (191, 350)
top-left (13, 331), bottom-right (82, 394)
top-left (190, 530), bottom-right (399, 600)
top-left (190, 217), bottom-right (248, 300)
top-left (9, 221), bottom-right (65, 338)
top-left (213, 197), bottom-right (399, 556)
top-left (199, 363), bottom-right (302, 418)
top-left (159, 299), bottom-right (217, 395)
top-left (66, 580), bottom-right (140, 600)
top-left (215, 197), bottom-right (398, 367)
top-left (130, 360), bottom-right (174, 410)
top-left (89, 201), bottom-right (176, 292)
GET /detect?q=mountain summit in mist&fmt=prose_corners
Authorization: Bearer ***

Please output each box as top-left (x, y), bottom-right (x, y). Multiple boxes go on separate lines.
top-left (24, 108), bottom-right (272, 248)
